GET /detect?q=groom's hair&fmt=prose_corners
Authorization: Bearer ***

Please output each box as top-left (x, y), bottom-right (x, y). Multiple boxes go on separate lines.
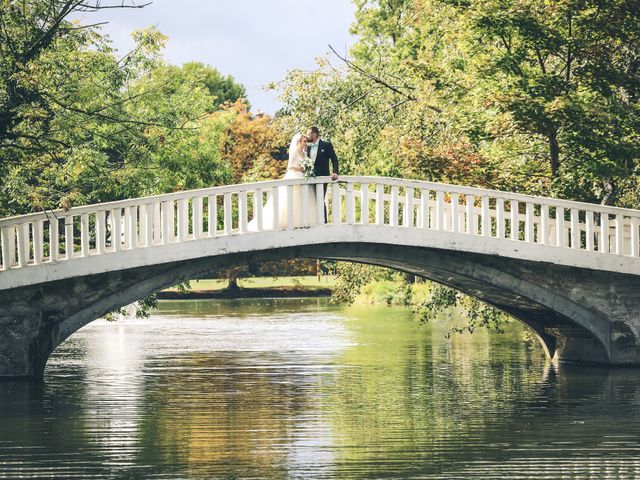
top-left (309, 126), bottom-right (320, 135)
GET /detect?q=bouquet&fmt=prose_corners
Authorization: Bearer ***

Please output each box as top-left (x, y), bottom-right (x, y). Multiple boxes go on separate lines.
top-left (300, 155), bottom-right (316, 180)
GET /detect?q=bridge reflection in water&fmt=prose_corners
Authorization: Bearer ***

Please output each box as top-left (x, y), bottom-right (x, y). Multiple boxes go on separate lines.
top-left (2, 300), bottom-right (640, 478)
top-left (1, 176), bottom-right (640, 378)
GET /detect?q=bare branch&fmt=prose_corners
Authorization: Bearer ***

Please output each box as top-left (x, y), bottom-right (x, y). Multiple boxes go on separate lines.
top-left (329, 44), bottom-right (417, 101)
top-left (73, 1), bottom-right (151, 11)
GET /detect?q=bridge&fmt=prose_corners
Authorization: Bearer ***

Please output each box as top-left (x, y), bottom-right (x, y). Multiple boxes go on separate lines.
top-left (1, 176), bottom-right (640, 379)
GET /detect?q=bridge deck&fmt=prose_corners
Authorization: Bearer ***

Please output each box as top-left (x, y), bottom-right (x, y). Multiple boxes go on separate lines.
top-left (1, 176), bottom-right (639, 290)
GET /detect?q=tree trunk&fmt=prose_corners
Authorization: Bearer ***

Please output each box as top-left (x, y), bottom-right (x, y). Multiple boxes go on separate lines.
top-left (548, 127), bottom-right (560, 177)
top-left (226, 270), bottom-right (239, 290)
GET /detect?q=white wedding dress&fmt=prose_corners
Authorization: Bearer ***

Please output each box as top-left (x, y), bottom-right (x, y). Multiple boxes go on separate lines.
top-left (248, 134), bottom-right (319, 231)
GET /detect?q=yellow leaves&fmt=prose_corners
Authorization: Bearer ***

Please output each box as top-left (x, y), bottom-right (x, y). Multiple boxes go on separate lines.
top-left (131, 27), bottom-right (168, 54)
top-left (216, 101), bottom-right (282, 183)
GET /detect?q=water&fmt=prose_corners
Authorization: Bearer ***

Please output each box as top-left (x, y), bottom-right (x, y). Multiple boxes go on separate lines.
top-left (2, 298), bottom-right (640, 479)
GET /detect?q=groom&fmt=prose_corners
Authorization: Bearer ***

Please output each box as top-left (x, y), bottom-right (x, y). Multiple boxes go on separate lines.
top-left (306, 126), bottom-right (338, 181)
top-left (306, 126), bottom-right (338, 222)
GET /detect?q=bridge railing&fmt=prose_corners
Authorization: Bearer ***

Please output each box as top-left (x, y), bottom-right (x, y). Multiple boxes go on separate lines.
top-left (1, 176), bottom-right (639, 271)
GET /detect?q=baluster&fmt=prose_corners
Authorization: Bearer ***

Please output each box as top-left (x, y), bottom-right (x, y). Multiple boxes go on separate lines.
top-left (33, 220), bottom-right (44, 264)
top-left (177, 198), bottom-right (189, 240)
top-left (1, 226), bottom-right (11, 268)
top-left (111, 209), bottom-right (122, 252)
top-left (223, 193), bottom-right (233, 235)
top-left (331, 182), bottom-right (341, 224)
top-left (49, 217), bottom-right (59, 261)
top-left (23, 223), bottom-right (31, 264)
top-left (600, 212), bottom-right (609, 253)
top-left (509, 201), bottom-right (519, 241)
top-left (144, 203), bottom-right (154, 246)
top-left (80, 213), bottom-right (89, 257)
top-left (481, 196), bottom-right (490, 237)
top-left (404, 187), bottom-right (414, 228)
top-left (420, 190), bottom-right (430, 229)
top-left (585, 211), bottom-right (594, 251)
top-left (254, 189), bottom-right (263, 231)
top-left (238, 191), bottom-right (248, 233)
top-left (126, 206), bottom-right (138, 249)
top-left (301, 185), bottom-right (309, 227)
top-left (168, 200), bottom-right (176, 241)
top-left (162, 201), bottom-right (172, 243)
top-left (375, 184), bottom-right (384, 225)
top-left (8, 226), bottom-right (16, 267)
top-left (16, 223), bottom-right (29, 267)
top-left (496, 198), bottom-right (505, 239)
top-left (389, 185), bottom-right (399, 226)
top-left (540, 204), bottom-right (549, 245)
top-left (153, 202), bottom-right (161, 244)
top-left (556, 207), bottom-right (565, 247)
top-left (436, 191), bottom-right (444, 230)
top-left (615, 214), bottom-right (623, 255)
top-left (96, 210), bottom-right (106, 254)
top-left (315, 183), bottom-right (325, 225)
top-left (466, 195), bottom-right (475, 234)
top-left (286, 185), bottom-right (294, 229)
top-left (124, 207), bottom-right (135, 249)
top-left (631, 218), bottom-right (639, 257)
top-left (65, 216), bottom-right (75, 258)
top-left (360, 183), bottom-right (369, 225)
top-left (346, 183), bottom-right (355, 224)
top-left (193, 196), bottom-right (203, 239)
top-left (570, 208), bottom-right (579, 249)
top-left (446, 193), bottom-right (457, 233)
top-left (272, 186), bottom-right (280, 230)
top-left (207, 196), bottom-right (216, 237)
top-left (525, 203), bottom-right (534, 243)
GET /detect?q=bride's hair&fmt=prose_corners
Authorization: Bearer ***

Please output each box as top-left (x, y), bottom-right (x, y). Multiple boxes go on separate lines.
top-left (288, 133), bottom-right (307, 163)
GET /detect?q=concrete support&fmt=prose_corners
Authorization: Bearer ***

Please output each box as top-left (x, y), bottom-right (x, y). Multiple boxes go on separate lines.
top-left (2, 243), bottom-right (640, 380)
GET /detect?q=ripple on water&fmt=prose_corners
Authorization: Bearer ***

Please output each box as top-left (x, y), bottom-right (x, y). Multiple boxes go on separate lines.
top-left (1, 299), bottom-right (640, 479)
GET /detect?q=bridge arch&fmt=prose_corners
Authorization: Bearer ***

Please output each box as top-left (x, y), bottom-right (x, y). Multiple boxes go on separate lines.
top-left (1, 176), bottom-right (640, 379)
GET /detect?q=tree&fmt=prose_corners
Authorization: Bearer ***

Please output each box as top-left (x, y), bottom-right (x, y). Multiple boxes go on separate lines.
top-left (272, 0), bottom-right (640, 329)
top-left (0, 1), bottom-right (236, 216)
top-left (179, 62), bottom-right (247, 111)
top-left (275, 0), bottom-right (640, 205)
top-left (214, 101), bottom-right (286, 183)
top-left (461, 0), bottom-right (640, 203)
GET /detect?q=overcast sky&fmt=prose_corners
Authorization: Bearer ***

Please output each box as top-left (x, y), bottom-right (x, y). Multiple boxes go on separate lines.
top-left (76, 0), bottom-right (357, 114)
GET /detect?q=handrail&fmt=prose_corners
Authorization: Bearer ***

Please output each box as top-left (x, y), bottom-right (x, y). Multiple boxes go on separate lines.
top-left (1, 175), bottom-right (639, 274)
top-left (1, 176), bottom-right (639, 228)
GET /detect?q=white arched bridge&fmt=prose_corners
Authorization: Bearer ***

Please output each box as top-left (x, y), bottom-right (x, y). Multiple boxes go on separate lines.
top-left (1, 176), bottom-right (640, 379)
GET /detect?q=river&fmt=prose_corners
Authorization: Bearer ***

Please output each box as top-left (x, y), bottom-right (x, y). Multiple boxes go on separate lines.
top-left (1, 298), bottom-right (640, 479)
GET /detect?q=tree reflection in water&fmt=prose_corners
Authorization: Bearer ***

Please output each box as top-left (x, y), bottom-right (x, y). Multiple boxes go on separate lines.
top-left (1, 299), bottom-right (640, 479)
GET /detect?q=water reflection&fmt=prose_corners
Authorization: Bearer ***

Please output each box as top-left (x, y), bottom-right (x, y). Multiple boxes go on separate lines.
top-left (1, 299), bottom-right (640, 478)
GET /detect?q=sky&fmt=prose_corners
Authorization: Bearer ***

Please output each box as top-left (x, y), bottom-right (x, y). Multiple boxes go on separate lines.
top-left (75, 0), bottom-right (357, 114)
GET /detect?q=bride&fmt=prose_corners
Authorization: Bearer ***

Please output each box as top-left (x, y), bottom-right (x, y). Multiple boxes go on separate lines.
top-left (248, 133), bottom-right (318, 231)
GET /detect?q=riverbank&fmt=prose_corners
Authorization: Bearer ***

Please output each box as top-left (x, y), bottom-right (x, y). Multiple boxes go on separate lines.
top-left (158, 276), bottom-right (336, 299)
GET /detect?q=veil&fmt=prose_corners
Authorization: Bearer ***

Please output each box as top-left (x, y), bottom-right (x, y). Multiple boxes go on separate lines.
top-left (288, 133), bottom-right (302, 162)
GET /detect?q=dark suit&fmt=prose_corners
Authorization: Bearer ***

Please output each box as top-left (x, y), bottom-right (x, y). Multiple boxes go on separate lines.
top-left (307, 139), bottom-right (339, 222)
top-left (308, 140), bottom-right (339, 177)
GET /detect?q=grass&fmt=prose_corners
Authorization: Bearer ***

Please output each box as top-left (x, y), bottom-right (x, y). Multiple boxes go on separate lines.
top-left (164, 275), bottom-right (337, 292)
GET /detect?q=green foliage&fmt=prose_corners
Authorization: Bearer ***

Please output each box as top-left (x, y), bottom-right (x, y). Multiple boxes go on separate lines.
top-left (274, 0), bottom-right (640, 205)
top-left (275, 0), bottom-right (640, 333)
top-left (415, 283), bottom-right (505, 336)
top-left (0, 2), bottom-right (242, 216)
top-left (331, 263), bottom-right (377, 304)
top-left (176, 62), bottom-right (247, 111)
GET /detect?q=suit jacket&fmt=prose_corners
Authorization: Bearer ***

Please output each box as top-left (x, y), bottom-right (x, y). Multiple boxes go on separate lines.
top-left (309, 139), bottom-right (339, 177)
